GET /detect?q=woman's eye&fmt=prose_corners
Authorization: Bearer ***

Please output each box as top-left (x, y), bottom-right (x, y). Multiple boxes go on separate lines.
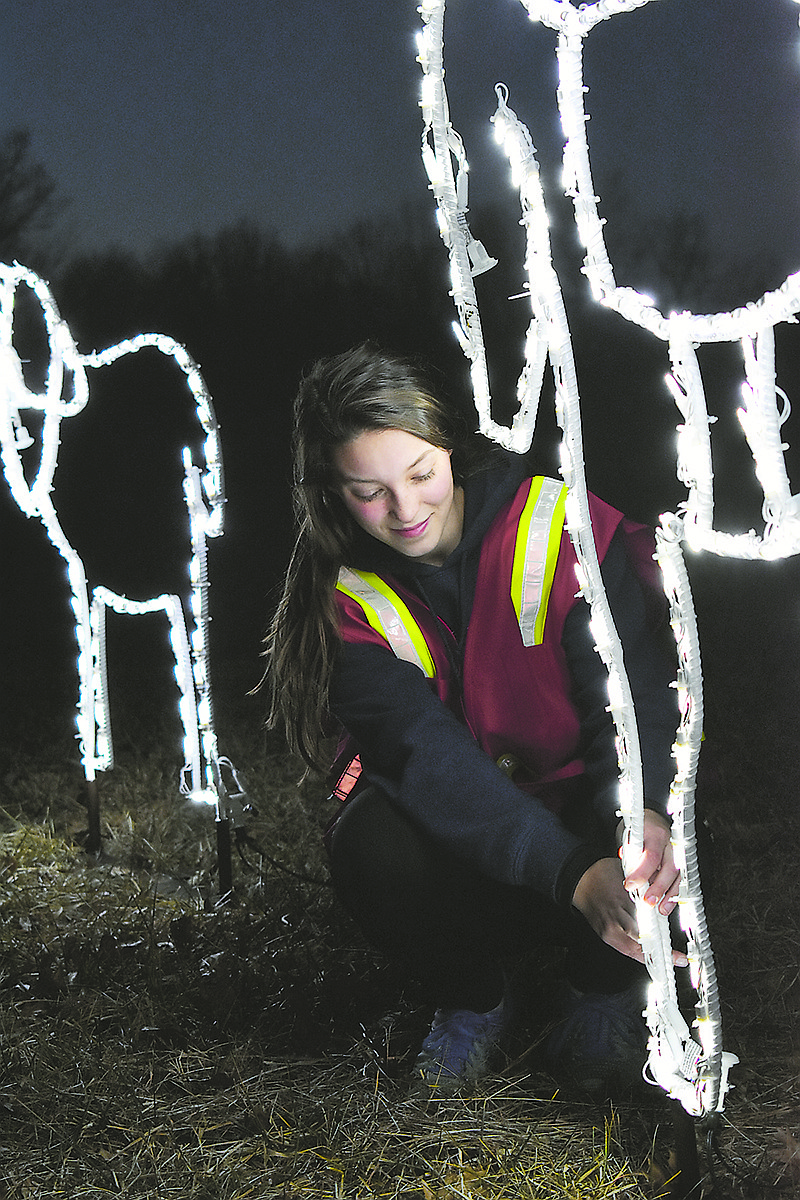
top-left (356, 489), bottom-right (381, 503)
top-left (415, 469), bottom-right (435, 483)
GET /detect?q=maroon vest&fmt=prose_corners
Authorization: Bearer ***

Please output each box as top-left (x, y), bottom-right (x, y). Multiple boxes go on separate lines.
top-left (333, 477), bottom-right (652, 806)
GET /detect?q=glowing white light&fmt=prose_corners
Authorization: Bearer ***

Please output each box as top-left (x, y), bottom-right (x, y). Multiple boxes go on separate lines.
top-left (0, 263), bottom-right (243, 837)
top-left (414, 0), bottom-right (779, 1118)
top-left (534, 1), bottom-right (800, 560)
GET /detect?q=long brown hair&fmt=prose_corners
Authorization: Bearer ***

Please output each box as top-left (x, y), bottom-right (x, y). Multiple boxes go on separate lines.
top-left (264, 343), bottom-right (491, 772)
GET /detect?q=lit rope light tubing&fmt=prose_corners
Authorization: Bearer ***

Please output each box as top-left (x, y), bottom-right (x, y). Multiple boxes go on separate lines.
top-left (655, 519), bottom-right (729, 1116)
top-left (0, 263), bottom-right (231, 823)
top-left (522, 0), bottom-right (798, 1105)
top-left (416, 0), bottom-right (734, 1118)
top-left (418, 0), bottom-right (541, 453)
top-left (528, 0), bottom-right (800, 560)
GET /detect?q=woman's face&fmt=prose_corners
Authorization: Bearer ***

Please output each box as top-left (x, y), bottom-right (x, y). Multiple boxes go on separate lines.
top-left (332, 428), bottom-right (463, 566)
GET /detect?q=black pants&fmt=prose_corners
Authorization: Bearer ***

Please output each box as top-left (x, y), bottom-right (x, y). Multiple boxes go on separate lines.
top-left (327, 786), bottom-right (642, 1013)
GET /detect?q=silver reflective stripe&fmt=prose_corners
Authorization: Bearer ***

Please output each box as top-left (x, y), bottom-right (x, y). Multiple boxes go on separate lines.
top-left (516, 477), bottom-right (567, 647)
top-left (337, 566), bottom-right (434, 676)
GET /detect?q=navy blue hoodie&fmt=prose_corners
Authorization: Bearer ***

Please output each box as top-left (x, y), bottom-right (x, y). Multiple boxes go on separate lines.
top-left (330, 452), bottom-right (677, 907)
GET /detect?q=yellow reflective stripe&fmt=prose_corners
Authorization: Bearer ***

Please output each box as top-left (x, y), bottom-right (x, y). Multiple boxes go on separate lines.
top-left (336, 567), bottom-right (436, 678)
top-left (511, 476), bottom-right (568, 646)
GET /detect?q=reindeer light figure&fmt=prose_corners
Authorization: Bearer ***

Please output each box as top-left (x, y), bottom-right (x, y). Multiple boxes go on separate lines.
top-left (0, 263), bottom-right (246, 893)
top-left (414, 0), bottom-right (800, 1120)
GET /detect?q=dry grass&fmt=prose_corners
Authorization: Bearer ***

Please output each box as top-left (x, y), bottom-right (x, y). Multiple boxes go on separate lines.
top-left (1, 655), bottom-right (799, 1199)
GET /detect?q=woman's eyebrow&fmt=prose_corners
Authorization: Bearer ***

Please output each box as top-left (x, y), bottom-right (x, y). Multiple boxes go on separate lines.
top-left (341, 450), bottom-right (433, 484)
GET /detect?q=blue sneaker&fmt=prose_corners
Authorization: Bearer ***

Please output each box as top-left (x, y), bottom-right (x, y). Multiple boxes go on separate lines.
top-left (544, 981), bottom-right (648, 1095)
top-left (410, 1001), bottom-right (508, 1099)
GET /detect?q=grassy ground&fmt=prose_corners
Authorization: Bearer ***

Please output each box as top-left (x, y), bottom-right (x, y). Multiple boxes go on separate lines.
top-left (1, 638), bottom-right (799, 1199)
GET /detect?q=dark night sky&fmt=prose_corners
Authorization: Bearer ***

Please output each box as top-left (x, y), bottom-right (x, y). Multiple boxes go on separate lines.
top-left (5, 0), bottom-right (800, 292)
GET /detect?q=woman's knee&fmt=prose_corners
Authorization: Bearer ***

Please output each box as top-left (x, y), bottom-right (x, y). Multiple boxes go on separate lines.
top-left (328, 786), bottom-right (432, 894)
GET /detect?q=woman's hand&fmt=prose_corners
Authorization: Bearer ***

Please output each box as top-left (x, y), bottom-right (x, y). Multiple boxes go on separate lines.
top-left (571, 856), bottom-right (645, 963)
top-left (572, 812), bottom-right (687, 966)
top-left (620, 808), bottom-right (680, 917)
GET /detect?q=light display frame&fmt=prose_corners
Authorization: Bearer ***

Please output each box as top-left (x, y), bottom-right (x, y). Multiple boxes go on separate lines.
top-left (1, 263), bottom-right (246, 891)
top-left (414, 0), bottom-right (800, 1118)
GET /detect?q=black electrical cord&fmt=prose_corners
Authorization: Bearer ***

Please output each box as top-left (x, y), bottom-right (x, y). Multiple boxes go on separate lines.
top-left (700, 1116), bottom-right (790, 1196)
top-left (234, 827), bottom-right (331, 888)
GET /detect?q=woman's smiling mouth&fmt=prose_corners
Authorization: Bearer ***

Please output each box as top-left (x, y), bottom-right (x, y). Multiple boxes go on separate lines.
top-left (393, 517), bottom-right (431, 538)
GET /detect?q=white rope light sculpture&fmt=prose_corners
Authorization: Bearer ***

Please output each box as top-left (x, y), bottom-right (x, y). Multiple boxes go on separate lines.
top-left (0, 263), bottom-right (246, 884)
top-left (413, 0), bottom-right (800, 1118)
top-left (534, 0), bottom-right (800, 561)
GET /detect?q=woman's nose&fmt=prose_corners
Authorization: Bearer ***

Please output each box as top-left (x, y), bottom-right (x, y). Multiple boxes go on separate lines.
top-left (390, 488), bottom-right (417, 522)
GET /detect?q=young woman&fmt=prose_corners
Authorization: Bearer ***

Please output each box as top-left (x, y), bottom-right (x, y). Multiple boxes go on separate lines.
top-left (265, 343), bottom-right (683, 1098)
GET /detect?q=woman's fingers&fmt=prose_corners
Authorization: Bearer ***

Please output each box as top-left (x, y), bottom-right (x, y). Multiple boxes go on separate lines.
top-left (623, 810), bottom-right (680, 913)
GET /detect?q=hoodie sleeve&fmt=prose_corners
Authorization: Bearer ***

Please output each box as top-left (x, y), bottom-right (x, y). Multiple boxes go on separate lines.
top-left (329, 634), bottom-right (603, 906)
